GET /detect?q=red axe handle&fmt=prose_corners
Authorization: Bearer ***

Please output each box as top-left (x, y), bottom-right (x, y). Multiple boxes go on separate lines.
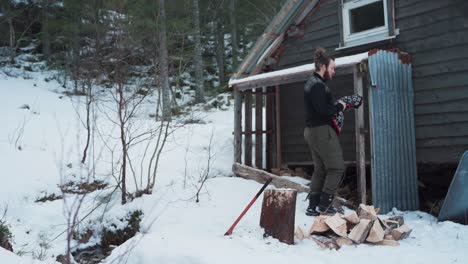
top-left (224, 177), bottom-right (272, 236)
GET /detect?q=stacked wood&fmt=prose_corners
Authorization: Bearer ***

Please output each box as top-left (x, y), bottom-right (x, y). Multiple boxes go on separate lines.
top-left (297, 204), bottom-right (412, 250)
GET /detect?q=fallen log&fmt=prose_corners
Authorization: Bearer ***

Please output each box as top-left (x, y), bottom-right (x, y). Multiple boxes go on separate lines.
top-left (233, 163), bottom-right (308, 192)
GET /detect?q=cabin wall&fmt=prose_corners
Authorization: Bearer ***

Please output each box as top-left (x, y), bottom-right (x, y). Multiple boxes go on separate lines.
top-left (276, 0), bottom-right (468, 164)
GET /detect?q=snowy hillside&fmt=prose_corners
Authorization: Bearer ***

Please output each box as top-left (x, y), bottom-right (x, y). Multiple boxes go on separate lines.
top-left (1, 69), bottom-right (468, 264)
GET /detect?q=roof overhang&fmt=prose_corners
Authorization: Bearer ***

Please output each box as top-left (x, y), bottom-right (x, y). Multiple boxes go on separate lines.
top-left (229, 52), bottom-right (369, 91)
top-left (232, 0), bottom-right (319, 79)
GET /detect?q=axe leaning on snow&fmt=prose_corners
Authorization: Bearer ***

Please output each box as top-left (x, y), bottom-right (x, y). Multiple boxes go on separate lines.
top-left (224, 177), bottom-right (273, 236)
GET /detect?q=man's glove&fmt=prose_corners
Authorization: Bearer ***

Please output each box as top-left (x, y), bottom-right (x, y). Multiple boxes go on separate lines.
top-left (339, 94), bottom-right (363, 110)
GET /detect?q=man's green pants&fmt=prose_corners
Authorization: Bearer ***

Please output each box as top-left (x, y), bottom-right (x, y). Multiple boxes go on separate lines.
top-left (304, 125), bottom-right (345, 195)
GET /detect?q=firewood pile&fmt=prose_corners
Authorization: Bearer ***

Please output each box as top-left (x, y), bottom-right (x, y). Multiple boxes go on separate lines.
top-left (296, 204), bottom-right (413, 250)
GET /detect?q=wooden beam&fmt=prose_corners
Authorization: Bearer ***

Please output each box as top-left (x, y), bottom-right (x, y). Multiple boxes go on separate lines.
top-left (241, 130), bottom-right (272, 135)
top-left (275, 86), bottom-right (282, 168)
top-left (245, 91), bottom-right (252, 166)
top-left (234, 89), bottom-right (242, 163)
top-left (354, 65), bottom-right (367, 205)
top-left (255, 88), bottom-right (263, 169)
top-left (233, 163), bottom-right (308, 192)
top-left (387, 0), bottom-right (395, 37)
top-left (235, 71), bottom-right (310, 91)
top-left (266, 87), bottom-right (273, 171)
top-left (233, 65), bottom-right (355, 91)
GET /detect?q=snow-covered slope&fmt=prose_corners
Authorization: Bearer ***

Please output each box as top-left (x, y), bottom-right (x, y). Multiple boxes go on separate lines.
top-left (1, 69), bottom-right (468, 264)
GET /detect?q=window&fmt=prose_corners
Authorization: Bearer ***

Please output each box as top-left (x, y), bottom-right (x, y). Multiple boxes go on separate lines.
top-left (339, 0), bottom-right (397, 49)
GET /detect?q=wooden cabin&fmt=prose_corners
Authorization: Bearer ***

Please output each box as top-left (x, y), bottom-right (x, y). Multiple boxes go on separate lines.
top-left (229, 0), bottom-right (468, 213)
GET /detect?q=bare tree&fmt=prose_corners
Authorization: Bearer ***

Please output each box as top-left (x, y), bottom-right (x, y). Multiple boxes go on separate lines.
top-left (159, 0), bottom-right (172, 120)
top-left (229, 0), bottom-right (239, 69)
top-left (192, 0), bottom-right (205, 103)
top-left (41, 0), bottom-right (51, 61)
top-left (195, 129), bottom-right (215, 202)
top-left (215, 0), bottom-right (226, 85)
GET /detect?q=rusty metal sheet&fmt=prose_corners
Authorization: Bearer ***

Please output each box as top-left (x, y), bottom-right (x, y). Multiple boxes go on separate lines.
top-left (260, 189), bottom-right (297, 244)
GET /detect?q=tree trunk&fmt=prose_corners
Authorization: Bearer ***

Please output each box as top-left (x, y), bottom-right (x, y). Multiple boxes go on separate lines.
top-left (0, 2), bottom-right (16, 63)
top-left (229, 0), bottom-right (239, 70)
top-left (215, 1), bottom-right (226, 85)
top-left (72, 26), bottom-right (80, 92)
top-left (159, 0), bottom-right (171, 120)
top-left (118, 81), bottom-right (127, 205)
top-left (192, 0), bottom-right (205, 103)
top-left (7, 8), bottom-right (15, 63)
top-left (42, 0), bottom-right (51, 60)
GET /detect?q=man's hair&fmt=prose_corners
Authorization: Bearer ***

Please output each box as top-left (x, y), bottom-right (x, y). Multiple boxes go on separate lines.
top-left (314, 47), bottom-right (334, 72)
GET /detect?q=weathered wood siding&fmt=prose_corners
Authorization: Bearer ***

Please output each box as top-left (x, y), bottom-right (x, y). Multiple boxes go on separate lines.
top-left (279, 75), bottom-right (371, 165)
top-left (276, 0), bottom-right (468, 164)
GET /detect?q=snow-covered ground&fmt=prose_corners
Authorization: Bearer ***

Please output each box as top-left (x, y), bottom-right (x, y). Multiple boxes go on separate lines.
top-left (1, 67), bottom-right (468, 264)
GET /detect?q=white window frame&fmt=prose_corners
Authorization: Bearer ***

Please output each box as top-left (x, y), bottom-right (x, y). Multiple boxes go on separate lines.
top-left (340, 0), bottom-right (396, 49)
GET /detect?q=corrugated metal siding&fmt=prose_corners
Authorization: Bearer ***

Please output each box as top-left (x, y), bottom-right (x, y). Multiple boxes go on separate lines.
top-left (368, 50), bottom-right (419, 212)
top-left (275, 0), bottom-right (468, 164)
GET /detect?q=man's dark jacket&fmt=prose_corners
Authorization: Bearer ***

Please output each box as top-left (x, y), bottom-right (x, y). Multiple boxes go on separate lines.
top-left (304, 72), bottom-right (343, 128)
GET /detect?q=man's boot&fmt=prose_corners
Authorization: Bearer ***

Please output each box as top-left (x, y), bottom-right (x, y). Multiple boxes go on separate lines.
top-left (305, 193), bottom-right (320, 216)
top-left (317, 192), bottom-right (337, 214)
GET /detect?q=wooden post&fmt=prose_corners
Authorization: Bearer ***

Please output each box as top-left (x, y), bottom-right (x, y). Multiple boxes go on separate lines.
top-left (234, 88), bottom-right (242, 163)
top-left (266, 87), bottom-right (273, 171)
top-left (260, 189), bottom-right (297, 245)
top-left (255, 88), bottom-right (263, 169)
top-left (354, 65), bottom-right (366, 205)
top-left (275, 85), bottom-right (282, 168)
top-left (245, 91), bottom-right (253, 166)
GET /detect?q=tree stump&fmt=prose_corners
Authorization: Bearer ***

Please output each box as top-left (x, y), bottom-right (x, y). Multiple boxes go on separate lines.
top-left (260, 189), bottom-right (297, 245)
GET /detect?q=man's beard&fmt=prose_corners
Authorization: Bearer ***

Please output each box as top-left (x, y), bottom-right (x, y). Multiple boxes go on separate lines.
top-left (324, 70), bottom-right (332, 81)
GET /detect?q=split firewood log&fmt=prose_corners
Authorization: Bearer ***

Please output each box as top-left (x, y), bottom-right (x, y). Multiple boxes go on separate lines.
top-left (391, 224), bottom-right (412, 240)
top-left (295, 226), bottom-right (306, 240)
top-left (344, 210), bottom-right (360, 224)
top-left (376, 239), bottom-right (400, 246)
top-left (366, 219), bottom-right (385, 243)
top-left (311, 235), bottom-right (340, 250)
top-left (381, 215), bottom-right (405, 235)
top-left (310, 215), bottom-right (330, 234)
top-left (336, 237), bottom-right (354, 247)
top-left (325, 214), bottom-right (347, 237)
top-left (348, 219), bottom-right (373, 244)
top-left (357, 204), bottom-right (378, 220)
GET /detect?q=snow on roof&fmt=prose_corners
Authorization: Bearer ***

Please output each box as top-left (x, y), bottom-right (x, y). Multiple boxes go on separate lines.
top-left (229, 51), bottom-right (369, 87)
